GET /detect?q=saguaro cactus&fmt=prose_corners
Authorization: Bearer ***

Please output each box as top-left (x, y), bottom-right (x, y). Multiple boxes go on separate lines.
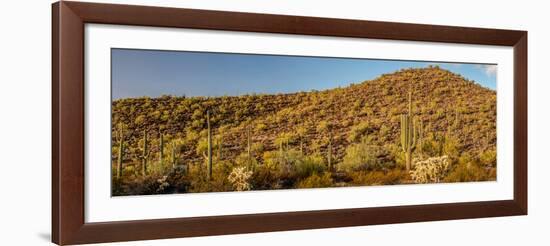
top-left (207, 110), bottom-right (213, 180)
top-left (417, 120), bottom-right (424, 156)
top-left (279, 139), bottom-right (284, 156)
top-left (158, 126), bottom-right (164, 167)
top-left (328, 131), bottom-right (333, 171)
top-left (218, 126), bottom-right (227, 160)
top-left (400, 90), bottom-right (419, 171)
top-left (140, 130), bottom-right (150, 176)
top-left (247, 126), bottom-right (252, 164)
top-left (170, 142), bottom-right (177, 169)
top-left (116, 123), bottom-right (124, 179)
top-left (317, 121), bottom-right (334, 171)
top-left (296, 126), bottom-right (307, 155)
top-left (217, 136), bottom-right (223, 160)
top-left (454, 108), bottom-right (461, 128)
top-left (275, 132), bottom-right (291, 167)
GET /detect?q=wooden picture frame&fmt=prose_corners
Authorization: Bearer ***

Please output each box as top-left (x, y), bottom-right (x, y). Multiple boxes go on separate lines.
top-left (52, 1), bottom-right (527, 245)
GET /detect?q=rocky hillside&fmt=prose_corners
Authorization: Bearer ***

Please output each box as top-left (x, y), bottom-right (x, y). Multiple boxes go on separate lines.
top-left (111, 66), bottom-right (496, 168)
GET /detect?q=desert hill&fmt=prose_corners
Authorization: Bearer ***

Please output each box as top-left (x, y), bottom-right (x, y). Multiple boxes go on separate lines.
top-left (112, 66), bottom-right (496, 169)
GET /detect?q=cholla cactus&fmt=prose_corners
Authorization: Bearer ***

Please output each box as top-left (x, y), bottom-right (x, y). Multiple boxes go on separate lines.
top-left (410, 155), bottom-right (451, 183)
top-left (227, 166), bottom-right (253, 191)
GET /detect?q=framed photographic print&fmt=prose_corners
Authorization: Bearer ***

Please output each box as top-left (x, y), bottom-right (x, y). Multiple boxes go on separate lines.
top-left (52, 1), bottom-right (527, 245)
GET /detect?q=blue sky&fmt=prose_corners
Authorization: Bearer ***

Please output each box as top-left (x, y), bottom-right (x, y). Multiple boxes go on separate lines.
top-left (112, 48), bottom-right (497, 99)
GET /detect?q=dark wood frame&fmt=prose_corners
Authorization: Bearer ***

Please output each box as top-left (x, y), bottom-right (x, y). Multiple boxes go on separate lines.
top-left (52, 1), bottom-right (527, 245)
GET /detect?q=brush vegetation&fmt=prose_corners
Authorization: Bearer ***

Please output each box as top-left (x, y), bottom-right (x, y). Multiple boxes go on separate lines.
top-left (111, 66), bottom-right (496, 196)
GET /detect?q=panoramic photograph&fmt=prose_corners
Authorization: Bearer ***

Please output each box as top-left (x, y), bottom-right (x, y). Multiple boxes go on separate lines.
top-left (111, 48), bottom-right (497, 196)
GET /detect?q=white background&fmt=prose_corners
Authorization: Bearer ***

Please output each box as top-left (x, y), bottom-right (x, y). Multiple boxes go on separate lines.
top-left (0, 0), bottom-right (547, 245)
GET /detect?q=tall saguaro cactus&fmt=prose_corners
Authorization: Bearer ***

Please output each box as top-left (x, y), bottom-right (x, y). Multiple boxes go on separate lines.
top-left (218, 126), bottom-right (227, 160)
top-left (328, 131), bottom-right (333, 171)
top-left (140, 130), bottom-right (150, 176)
top-left (158, 126), bottom-right (164, 167)
top-left (400, 90), bottom-right (419, 171)
top-left (417, 120), bottom-right (424, 156)
top-left (454, 108), bottom-right (461, 128)
top-left (247, 126), bottom-right (252, 164)
top-left (116, 123), bottom-right (124, 179)
top-left (217, 136), bottom-right (223, 160)
top-left (317, 121), bottom-right (333, 171)
top-left (206, 110), bottom-right (213, 180)
top-left (275, 132), bottom-right (291, 167)
top-left (297, 126), bottom-right (307, 155)
top-left (170, 142), bottom-right (177, 169)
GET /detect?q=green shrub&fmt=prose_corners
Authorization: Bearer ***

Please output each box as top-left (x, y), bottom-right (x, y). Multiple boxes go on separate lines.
top-left (444, 155), bottom-right (490, 183)
top-left (419, 137), bottom-right (443, 157)
top-left (134, 115), bottom-right (146, 126)
top-left (443, 135), bottom-right (461, 160)
top-left (347, 122), bottom-right (372, 143)
top-left (255, 123), bottom-right (267, 132)
top-left (479, 149), bottom-right (496, 167)
top-left (295, 173), bottom-right (333, 189)
top-left (378, 124), bottom-right (391, 141)
top-left (147, 160), bottom-right (172, 176)
top-left (250, 165), bottom-right (280, 190)
top-left (444, 164), bottom-right (488, 182)
top-left (340, 140), bottom-right (388, 172)
top-left (350, 169), bottom-right (407, 186)
top-left (262, 150), bottom-right (281, 170)
top-left (188, 160), bottom-right (234, 193)
top-left (294, 153), bottom-right (326, 179)
top-left (234, 152), bottom-right (259, 170)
